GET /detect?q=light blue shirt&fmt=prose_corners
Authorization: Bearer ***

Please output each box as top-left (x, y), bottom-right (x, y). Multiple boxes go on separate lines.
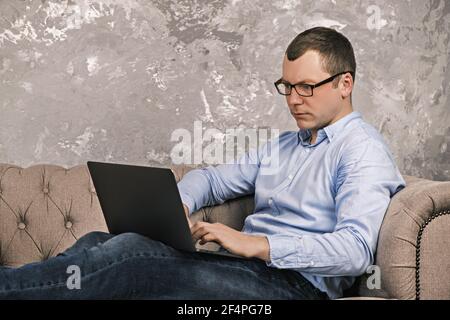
top-left (177, 111), bottom-right (405, 299)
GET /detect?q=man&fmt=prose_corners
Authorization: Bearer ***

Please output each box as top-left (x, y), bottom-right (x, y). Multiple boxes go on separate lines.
top-left (0, 27), bottom-right (405, 300)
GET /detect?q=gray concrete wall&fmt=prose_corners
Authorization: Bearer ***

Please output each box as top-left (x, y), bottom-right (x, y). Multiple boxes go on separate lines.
top-left (0, 0), bottom-right (449, 181)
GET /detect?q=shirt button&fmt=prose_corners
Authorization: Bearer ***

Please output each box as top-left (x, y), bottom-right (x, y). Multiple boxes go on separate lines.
top-left (310, 261), bottom-right (315, 266)
top-left (268, 198), bottom-right (273, 205)
top-left (288, 174), bottom-right (293, 180)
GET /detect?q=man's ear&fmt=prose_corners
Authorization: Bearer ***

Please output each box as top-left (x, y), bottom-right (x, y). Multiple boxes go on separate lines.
top-left (340, 73), bottom-right (353, 99)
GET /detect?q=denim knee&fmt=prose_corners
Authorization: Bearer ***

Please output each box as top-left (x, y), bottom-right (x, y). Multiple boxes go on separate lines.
top-left (57, 231), bottom-right (114, 257)
top-left (77, 231), bottom-right (113, 246)
top-left (101, 232), bottom-right (174, 257)
top-left (109, 232), bottom-right (154, 248)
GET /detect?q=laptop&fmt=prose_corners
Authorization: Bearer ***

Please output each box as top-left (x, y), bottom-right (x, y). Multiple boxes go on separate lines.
top-left (87, 161), bottom-right (244, 259)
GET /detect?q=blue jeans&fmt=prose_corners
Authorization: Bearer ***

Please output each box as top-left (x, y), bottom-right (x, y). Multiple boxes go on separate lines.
top-left (0, 232), bottom-right (327, 300)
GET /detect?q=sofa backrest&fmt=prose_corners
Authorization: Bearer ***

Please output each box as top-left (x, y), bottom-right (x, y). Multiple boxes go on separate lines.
top-left (0, 164), bottom-right (108, 267)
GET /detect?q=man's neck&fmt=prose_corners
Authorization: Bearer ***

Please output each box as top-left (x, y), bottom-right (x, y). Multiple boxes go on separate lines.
top-left (309, 105), bottom-right (353, 145)
top-left (309, 131), bottom-right (316, 145)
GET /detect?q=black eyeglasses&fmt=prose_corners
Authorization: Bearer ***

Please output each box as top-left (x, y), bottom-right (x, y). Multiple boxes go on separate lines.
top-left (274, 71), bottom-right (354, 97)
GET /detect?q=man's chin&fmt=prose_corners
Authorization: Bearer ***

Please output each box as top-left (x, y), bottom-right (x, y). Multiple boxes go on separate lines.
top-left (295, 119), bottom-right (313, 130)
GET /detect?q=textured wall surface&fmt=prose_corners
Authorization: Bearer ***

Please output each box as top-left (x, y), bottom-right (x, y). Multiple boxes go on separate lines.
top-left (0, 0), bottom-right (449, 181)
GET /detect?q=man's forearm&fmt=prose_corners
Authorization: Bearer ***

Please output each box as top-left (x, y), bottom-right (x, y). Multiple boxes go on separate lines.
top-left (251, 235), bottom-right (271, 262)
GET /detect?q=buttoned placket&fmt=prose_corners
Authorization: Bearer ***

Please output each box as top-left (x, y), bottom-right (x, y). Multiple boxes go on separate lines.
top-left (267, 145), bottom-right (316, 213)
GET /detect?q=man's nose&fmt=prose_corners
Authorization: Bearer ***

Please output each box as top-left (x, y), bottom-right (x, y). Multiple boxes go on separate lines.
top-left (286, 89), bottom-right (304, 105)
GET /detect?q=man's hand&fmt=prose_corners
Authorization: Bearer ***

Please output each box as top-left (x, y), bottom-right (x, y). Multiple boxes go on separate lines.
top-left (191, 221), bottom-right (270, 262)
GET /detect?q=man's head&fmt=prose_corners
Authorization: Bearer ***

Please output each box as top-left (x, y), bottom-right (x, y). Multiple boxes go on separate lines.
top-left (275, 27), bottom-right (356, 139)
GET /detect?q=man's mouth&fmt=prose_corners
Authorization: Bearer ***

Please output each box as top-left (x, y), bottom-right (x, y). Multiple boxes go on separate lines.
top-left (293, 113), bottom-right (309, 117)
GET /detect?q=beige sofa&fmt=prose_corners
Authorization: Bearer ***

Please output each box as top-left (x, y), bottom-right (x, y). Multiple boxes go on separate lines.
top-left (0, 163), bottom-right (449, 300)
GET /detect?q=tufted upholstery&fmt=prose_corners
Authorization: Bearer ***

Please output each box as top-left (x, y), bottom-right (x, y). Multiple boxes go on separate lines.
top-left (0, 164), bottom-right (108, 267)
top-left (376, 176), bottom-right (450, 300)
top-left (1, 163), bottom-right (449, 300)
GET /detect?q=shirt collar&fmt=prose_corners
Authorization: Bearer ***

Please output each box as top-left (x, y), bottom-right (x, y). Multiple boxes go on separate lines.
top-left (297, 111), bottom-right (362, 146)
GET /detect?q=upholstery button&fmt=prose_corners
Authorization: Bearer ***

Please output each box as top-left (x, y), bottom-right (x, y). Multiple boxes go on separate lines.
top-left (18, 222), bottom-right (26, 230)
top-left (43, 187), bottom-right (49, 194)
top-left (65, 221), bottom-right (73, 229)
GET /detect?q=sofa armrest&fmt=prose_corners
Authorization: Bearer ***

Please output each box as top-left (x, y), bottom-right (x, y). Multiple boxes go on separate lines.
top-left (376, 175), bottom-right (450, 300)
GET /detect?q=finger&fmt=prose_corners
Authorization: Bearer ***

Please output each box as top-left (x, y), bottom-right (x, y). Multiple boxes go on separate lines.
top-left (199, 233), bottom-right (217, 245)
top-left (192, 224), bottom-right (213, 242)
top-left (190, 221), bottom-right (204, 233)
top-left (190, 221), bottom-right (211, 235)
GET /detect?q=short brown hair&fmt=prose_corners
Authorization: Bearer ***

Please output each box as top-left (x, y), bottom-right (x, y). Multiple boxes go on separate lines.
top-left (286, 27), bottom-right (356, 83)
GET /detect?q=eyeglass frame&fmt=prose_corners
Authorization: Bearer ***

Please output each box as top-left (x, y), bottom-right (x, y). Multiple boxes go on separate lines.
top-left (274, 71), bottom-right (354, 97)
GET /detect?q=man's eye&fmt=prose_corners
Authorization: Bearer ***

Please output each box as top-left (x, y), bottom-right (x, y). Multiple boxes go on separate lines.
top-left (297, 84), bottom-right (310, 90)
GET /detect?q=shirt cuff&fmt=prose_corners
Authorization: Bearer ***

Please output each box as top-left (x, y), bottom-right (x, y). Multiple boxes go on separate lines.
top-left (178, 190), bottom-right (196, 215)
top-left (266, 234), bottom-right (302, 268)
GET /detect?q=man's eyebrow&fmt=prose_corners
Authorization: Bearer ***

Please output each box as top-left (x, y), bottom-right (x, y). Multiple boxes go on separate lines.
top-left (281, 78), bottom-right (315, 84)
